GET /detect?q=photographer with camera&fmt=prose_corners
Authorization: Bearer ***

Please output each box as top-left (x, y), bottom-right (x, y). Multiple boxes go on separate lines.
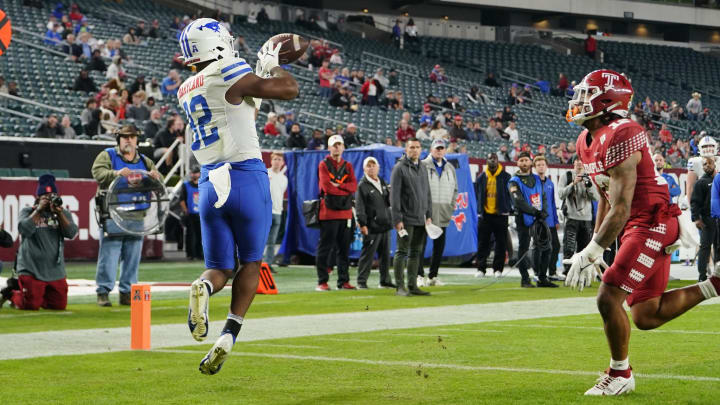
top-left (91, 124), bottom-right (162, 307)
top-left (558, 156), bottom-right (599, 275)
top-left (2, 174), bottom-right (78, 310)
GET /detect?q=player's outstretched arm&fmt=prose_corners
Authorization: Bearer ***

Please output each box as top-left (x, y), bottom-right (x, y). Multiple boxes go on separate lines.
top-left (225, 67), bottom-right (298, 104)
top-left (594, 151), bottom-right (640, 247)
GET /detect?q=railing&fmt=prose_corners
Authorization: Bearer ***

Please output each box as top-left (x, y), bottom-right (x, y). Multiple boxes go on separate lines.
top-left (0, 93), bottom-right (68, 114)
top-left (154, 137), bottom-right (187, 184)
top-left (0, 106), bottom-right (44, 122)
top-left (299, 111), bottom-right (380, 136)
top-left (362, 59), bottom-right (417, 78)
top-left (501, 68), bottom-right (542, 91)
top-left (362, 51), bottom-right (418, 73)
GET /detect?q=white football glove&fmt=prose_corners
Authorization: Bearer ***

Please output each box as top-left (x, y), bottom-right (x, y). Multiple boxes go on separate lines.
top-left (563, 240), bottom-right (608, 292)
top-left (256, 41), bottom-right (281, 78)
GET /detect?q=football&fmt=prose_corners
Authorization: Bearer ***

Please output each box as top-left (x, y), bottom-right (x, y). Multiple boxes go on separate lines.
top-left (264, 33), bottom-right (309, 64)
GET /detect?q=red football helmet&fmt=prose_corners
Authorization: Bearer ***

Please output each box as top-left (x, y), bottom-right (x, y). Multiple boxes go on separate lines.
top-left (566, 69), bottom-right (634, 125)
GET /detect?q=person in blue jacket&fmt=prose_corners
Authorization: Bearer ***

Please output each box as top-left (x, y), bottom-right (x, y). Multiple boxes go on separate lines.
top-left (653, 153), bottom-right (681, 203)
top-left (508, 152), bottom-right (557, 288)
top-left (534, 156), bottom-right (562, 281)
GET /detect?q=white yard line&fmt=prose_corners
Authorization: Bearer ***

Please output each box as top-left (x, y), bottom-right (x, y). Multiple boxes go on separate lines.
top-left (2, 296), bottom-right (718, 361)
top-left (156, 349), bottom-right (720, 382)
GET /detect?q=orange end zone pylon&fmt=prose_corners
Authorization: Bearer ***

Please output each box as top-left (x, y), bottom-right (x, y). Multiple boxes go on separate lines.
top-left (130, 284), bottom-right (151, 350)
top-left (257, 263), bottom-right (278, 294)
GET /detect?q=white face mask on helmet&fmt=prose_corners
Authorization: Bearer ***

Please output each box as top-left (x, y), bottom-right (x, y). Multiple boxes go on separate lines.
top-left (699, 136), bottom-right (717, 157)
top-left (178, 18), bottom-right (236, 66)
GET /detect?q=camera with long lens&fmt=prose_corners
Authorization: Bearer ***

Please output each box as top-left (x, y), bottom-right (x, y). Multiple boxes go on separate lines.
top-left (581, 174), bottom-right (593, 188)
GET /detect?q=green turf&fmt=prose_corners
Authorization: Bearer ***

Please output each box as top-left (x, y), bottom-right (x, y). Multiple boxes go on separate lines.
top-left (3, 305), bottom-right (719, 404)
top-left (0, 262), bottom-right (698, 334)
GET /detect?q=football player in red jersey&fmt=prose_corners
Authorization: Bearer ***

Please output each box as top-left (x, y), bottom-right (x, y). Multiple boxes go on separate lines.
top-left (565, 69), bottom-right (714, 396)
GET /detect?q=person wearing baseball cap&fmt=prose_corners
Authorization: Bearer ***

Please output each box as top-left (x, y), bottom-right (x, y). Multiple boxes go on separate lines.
top-left (417, 138), bottom-right (458, 287)
top-left (355, 157), bottom-right (396, 289)
top-left (508, 151), bottom-right (557, 288)
top-left (91, 124), bottom-right (162, 307)
top-left (315, 134), bottom-right (358, 291)
top-left (3, 174), bottom-right (78, 310)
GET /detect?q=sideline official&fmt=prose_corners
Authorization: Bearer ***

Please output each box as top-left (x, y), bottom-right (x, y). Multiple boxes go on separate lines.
top-left (91, 125), bottom-right (162, 307)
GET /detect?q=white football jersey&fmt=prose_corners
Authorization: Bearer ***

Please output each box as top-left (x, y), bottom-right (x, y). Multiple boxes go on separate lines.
top-left (177, 56), bottom-right (261, 165)
top-left (687, 155), bottom-right (720, 177)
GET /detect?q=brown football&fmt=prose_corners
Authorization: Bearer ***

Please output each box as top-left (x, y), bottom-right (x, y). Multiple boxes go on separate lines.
top-left (265, 33), bottom-right (309, 64)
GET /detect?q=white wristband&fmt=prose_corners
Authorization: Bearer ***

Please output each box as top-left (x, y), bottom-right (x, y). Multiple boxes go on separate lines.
top-left (584, 240), bottom-right (605, 260)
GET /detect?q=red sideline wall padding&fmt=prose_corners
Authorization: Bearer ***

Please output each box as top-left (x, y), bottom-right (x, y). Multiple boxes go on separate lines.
top-left (0, 178), bottom-right (162, 261)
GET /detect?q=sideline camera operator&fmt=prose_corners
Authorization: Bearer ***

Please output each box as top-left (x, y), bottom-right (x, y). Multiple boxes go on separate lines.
top-left (91, 124), bottom-right (162, 307)
top-left (558, 157), bottom-right (599, 275)
top-left (1, 174), bottom-right (77, 310)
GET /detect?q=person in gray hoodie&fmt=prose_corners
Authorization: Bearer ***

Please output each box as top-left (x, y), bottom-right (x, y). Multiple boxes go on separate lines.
top-left (391, 138), bottom-right (433, 296)
top-left (417, 139), bottom-right (458, 287)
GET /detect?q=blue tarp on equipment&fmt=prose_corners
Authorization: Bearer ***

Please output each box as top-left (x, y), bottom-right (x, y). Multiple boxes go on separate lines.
top-left (279, 144), bottom-right (478, 260)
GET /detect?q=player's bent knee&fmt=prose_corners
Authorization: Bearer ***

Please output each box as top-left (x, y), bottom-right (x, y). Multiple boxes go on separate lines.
top-left (596, 283), bottom-right (625, 318)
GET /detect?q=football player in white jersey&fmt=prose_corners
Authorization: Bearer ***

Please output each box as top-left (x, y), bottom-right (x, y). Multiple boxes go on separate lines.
top-left (685, 134), bottom-right (720, 207)
top-left (177, 18), bottom-right (298, 375)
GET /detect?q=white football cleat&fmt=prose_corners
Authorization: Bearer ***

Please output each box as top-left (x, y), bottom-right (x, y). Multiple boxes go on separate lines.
top-left (188, 279), bottom-right (210, 342)
top-left (493, 271), bottom-right (502, 278)
top-left (199, 333), bottom-right (234, 375)
top-left (417, 276), bottom-right (426, 287)
top-left (475, 271), bottom-right (486, 278)
top-left (584, 371), bottom-right (635, 396)
top-left (428, 277), bottom-right (444, 286)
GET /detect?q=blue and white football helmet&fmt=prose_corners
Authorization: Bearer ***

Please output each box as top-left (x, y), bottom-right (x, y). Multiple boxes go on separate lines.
top-left (699, 134), bottom-right (717, 157)
top-left (178, 18), bottom-right (236, 66)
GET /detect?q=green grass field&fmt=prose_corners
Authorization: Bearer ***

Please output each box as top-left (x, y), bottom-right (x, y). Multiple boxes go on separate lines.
top-left (1, 262), bottom-right (718, 404)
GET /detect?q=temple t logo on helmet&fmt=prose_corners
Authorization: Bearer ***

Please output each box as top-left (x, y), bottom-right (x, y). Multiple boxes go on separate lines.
top-left (567, 69), bottom-right (634, 125)
top-left (178, 18), bottom-right (236, 67)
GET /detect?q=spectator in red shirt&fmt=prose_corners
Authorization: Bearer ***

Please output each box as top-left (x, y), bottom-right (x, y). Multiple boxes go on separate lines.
top-left (315, 135), bottom-right (358, 291)
top-left (318, 60), bottom-right (333, 98)
top-left (264, 112), bottom-right (279, 136)
top-left (584, 33), bottom-right (597, 59)
top-left (396, 120), bottom-right (416, 144)
top-left (658, 124), bottom-right (673, 144)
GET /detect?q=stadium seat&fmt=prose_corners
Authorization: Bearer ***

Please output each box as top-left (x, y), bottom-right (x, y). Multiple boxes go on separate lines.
top-left (11, 168), bottom-right (32, 177)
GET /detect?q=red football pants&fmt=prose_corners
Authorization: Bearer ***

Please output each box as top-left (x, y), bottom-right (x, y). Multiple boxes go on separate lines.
top-left (11, 275), bottom-right (68, 310)
top-left (602, 216), bottom-right (679, 307)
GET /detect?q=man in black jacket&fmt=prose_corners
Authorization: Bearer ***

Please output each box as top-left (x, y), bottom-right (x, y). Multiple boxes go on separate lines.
top-left (355, 157), bottom-right (395, 289)
top-left (475, 153), bottom-right (512, 278)
top-left (691, 156), bottom-right (717, 281)
top-left (391, 138), bottom-right (433, 296)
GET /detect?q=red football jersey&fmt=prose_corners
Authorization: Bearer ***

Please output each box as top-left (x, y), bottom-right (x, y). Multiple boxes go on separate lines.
top-left (576, 118), bottom-right (669, 228)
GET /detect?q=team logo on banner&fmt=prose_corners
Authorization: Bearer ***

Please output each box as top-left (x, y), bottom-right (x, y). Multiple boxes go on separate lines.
top-left (451, 192), bottom-right (469, 232)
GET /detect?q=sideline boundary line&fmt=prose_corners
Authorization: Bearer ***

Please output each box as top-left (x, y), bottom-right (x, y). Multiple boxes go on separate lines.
top-left (156, 349), bottom-right (720, 382)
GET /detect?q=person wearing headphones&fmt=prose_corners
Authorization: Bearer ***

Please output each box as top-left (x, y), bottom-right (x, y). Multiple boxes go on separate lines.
top-left (91, 125), bottom-right (162, 307)
top-left (508, 151), bottom-right (557, 288)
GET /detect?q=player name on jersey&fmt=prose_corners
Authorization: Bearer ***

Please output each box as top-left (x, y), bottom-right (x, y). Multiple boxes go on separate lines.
top-left (177, 74), bottom-right (205, 100)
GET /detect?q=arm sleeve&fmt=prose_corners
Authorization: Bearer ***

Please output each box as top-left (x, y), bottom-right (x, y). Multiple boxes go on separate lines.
top-left (390, 166), bottom-right (403, 225)
top-left (179, 183), bottom-right (188, 203)
top-left (509, 180), bottom-right (540, 215)
top-left (604, 124), bottom-right (647, 169)
top-left (355, 185), bottom-right (367, 227)
top-left (91, 151), bottom-right (116, 189)
top-left (18, 208), bottom-right (37, 238)
top-left (711, 177), bottom-right (720, 219)
top-left (691, 180), bottom-right (703, 221)
top-left (551, 184), bottom-right (559, 224)
top-left (425, 169), bottom-right (433, 220)
top-left (143, 156), bottom-right (162, 178)
top-left (61, 208), bottom-right (79, 239)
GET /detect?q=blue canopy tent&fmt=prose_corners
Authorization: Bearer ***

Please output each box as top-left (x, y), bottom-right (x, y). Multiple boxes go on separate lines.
top-left (279, 144), bottom-right (478, 261)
